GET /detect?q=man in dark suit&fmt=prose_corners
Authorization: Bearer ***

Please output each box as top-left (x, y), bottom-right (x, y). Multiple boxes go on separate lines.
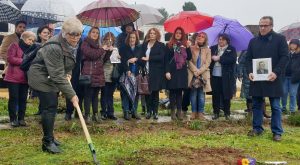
top-left (256, 61), bottom-right (268, 74)
top-left (246, 16), bottom-right (289, 142)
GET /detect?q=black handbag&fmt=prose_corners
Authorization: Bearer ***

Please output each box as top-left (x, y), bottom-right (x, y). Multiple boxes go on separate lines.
top-left (79, 75), bottom-right (91, 85)
top-left (79, 61), bottom-right (92, 85)
top-left (111, 64), bottom-right (120, 82)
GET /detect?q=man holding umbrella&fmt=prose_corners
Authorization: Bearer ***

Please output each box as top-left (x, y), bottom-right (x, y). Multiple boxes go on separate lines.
top-left (246, 16), bottom-right (289, 141)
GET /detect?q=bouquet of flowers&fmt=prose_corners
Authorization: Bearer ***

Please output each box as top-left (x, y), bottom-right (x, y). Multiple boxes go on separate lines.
top-left (237, 158), bottom-right (256, 165)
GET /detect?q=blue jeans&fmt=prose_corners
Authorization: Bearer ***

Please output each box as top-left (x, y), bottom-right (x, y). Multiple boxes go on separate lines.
top-left (121, 88), bottom-right (138, 114)
top-left (190, 88), bottom-right (205, 113)
top-left (252, 97), bottom-right (283, 135)
top-left (281, 77), bottom-right (299, 112)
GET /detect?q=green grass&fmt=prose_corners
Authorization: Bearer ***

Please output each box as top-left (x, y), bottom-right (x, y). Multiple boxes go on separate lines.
top-left (1, 97), bottom-right (300, 164)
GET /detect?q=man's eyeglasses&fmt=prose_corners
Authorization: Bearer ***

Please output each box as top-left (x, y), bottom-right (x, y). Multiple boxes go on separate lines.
top-left (259, 24), bottom-right (271, 28)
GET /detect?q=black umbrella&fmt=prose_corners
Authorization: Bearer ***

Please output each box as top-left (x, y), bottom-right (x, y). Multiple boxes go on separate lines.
top-left (0, 0), bottom-right (22, 23)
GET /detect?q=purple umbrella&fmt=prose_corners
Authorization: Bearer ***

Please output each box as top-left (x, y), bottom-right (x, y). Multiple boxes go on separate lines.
top-left (201, 15), bottom-right (254, 51)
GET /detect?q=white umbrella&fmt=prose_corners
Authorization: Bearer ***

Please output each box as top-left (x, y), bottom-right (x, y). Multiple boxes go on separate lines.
top-left (131, 4), bottom-right (163, 28)
top-left (0, 0), bottom-right (21, 23)
top-left (21, 0), bottom-right (75, 27)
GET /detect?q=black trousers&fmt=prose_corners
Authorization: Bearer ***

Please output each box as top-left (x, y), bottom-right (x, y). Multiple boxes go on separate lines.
top-left (100, 82), bottom-right (116, 117)
top-left (211, 76), bottom-right (231, 116)
top-left (182, 88), bottom-right (191, 112)
top-left (7, 82), bottom-right (29, 122)
top-left (145, 90), bottom-right (159, 114)
top-left (38, 91), bottom-right (58, 143)
top-left (83, 86), bottom-right (100, 116)
top-left (169, 89), bottom-right (183, 111)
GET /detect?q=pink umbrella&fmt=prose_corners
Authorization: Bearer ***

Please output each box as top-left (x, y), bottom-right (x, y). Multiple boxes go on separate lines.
top-left (77, 0), bottom-right (139, 27)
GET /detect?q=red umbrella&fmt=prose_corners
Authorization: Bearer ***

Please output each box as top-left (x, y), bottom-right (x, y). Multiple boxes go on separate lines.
top-left (77, 0), bottom-right (139, 27)
top-left (279, 22), bottom-right (300, 41)
top-left (164, 11), bottom-right (213, 33)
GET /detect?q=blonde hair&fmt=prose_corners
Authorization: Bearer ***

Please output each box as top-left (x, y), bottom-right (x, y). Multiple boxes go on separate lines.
top-left (21, 31), bottom-right (36, 41)
top-left (145, 28), bottom-right (161, 42)
top-left (62, 17), bottom-right (83, 37)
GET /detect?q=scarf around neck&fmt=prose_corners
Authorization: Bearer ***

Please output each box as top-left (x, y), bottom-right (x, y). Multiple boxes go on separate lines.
top-left (173, 41), bottom-right (187, 69)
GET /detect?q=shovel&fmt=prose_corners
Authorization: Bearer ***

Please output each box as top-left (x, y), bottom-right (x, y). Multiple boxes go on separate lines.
top-left (74, 103), bottom-right (100, 165)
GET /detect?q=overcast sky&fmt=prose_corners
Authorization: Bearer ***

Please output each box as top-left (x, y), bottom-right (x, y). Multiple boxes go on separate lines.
top-left (66, 0), bottom-right (300, 31)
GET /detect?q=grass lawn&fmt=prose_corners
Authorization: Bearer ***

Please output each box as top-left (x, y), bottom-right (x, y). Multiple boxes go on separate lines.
top-left (0, 97), bottom-right (300, 165)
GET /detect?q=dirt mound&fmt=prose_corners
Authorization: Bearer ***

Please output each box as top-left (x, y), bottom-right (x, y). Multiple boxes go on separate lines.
top-left (117, 146), bottom-right (244, 165)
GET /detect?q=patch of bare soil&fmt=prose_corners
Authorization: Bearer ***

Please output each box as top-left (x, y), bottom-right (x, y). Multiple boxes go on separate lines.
top-left (116, 146), bottom-right (244, 165)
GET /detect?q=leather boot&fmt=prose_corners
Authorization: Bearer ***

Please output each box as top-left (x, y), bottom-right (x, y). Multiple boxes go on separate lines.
top-left (132, 111), bottom-right (141, 120)
top-left (176, 109), bottom-right (183, 120)
top-left (53, 139), bottom-right (61, 146)
top-left (42, 141), bottom-right (61, 154)
top-left (84, 115), bottom-right (91, 125)
top-left (41, 111), bottom-right (61, 154)
top-left (190, 112), bottom-right (196, 120)
top-left (197, 112), bottom-right (206, 120)
top-left (92, 113), bottom-right (101, 123)
top-left (153, 109), bottom-right (158, 120)
top-left (262, 101), bottom-right (271, 118)
top-left (124, 111), bottom-right (130, 120)
top-left (171, 109), bottom-right (177, 120)
top-left (146, 109), bottom-right (152, 119)
top-left (245, 102), bottom-right (253, 113)
top-left (212, 114), bottom-right (219, 120)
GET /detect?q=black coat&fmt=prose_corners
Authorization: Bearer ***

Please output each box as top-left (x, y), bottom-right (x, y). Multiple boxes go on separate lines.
top-left (290, 53), bottom-right (300, 83)
top-left (120, 44), bottom-right (145, 75)
top-left (165, 45), bottom-right (192, 89)
top-left (246, 31), bottom-right (289, 97)
top-left (209, 45), bottom-right (237, 99)
top-left (141, 41), bottom-right (166, 91)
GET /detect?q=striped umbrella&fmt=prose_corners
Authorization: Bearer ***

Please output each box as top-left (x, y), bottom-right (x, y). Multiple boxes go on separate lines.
top-left (77, 0), bottom-right (139, 27)
top-left (0, 0), bottom-right (21, 23)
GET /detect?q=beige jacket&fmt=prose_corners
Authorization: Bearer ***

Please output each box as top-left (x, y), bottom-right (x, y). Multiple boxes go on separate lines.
top-left (188, 45), bottom-right (212, 92)
top-left (0, 33), bottom-right (19, 63)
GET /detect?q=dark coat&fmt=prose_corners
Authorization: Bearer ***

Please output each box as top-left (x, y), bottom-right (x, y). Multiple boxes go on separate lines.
top-left (246, 31), bottom-right (289, 97)
top-left (165, 44), bottom-right (192, 89)
top-left (238, 50), bottom-right (251, 99)
top-left (28, 34), bottom-right (77, 99)
top-left (290, 53), bottom-right (300, 83)
top-left (81, 38), bottom-right (106, 87)
top-left (116, 22), bottom-right (136, 50)
top-left (209, 44), bottom-right (237, 99)
top-left (141, 41), bottom-right (166, 91)
top-left (120, 44), bottom-right (145, 75)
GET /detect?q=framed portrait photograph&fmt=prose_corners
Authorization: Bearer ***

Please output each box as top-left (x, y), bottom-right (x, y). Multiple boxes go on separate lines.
top-left (253, 58), bottom-right (272, 81)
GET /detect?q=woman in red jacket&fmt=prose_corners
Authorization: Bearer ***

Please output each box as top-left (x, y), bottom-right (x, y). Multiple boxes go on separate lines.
top-left (5, 31), bottom-right (36, 127)
top-left (81, 27), bottom-right (110, 123)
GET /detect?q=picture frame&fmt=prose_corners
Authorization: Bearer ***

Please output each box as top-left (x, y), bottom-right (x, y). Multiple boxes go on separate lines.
top-left (253, 58), bottom-right (272, 81)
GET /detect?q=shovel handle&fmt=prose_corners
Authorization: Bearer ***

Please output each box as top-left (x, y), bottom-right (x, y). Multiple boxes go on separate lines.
top-left (74, 104), bottom-right (92, 144)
